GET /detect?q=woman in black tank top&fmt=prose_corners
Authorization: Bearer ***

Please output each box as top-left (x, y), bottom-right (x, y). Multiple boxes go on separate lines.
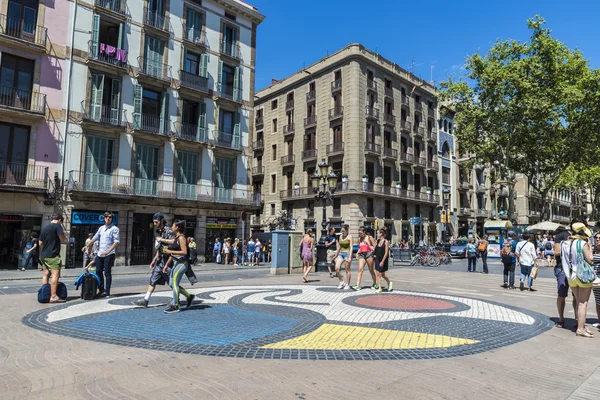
top-left (162, 220), bottom-right (194, 314)
top-left (374, 228), bottom-right (392, 293)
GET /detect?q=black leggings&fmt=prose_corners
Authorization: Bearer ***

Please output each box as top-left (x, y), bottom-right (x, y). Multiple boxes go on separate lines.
top-left (468, 255), bottom-right (477, 272)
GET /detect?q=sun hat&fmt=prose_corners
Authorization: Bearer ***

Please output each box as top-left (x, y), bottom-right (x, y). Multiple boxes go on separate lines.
top-left (571, 222), bottom-right (592, 239)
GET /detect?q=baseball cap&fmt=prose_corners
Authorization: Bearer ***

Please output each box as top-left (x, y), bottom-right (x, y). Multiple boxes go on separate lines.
top-left (153, 212), bottom-right (165, 221)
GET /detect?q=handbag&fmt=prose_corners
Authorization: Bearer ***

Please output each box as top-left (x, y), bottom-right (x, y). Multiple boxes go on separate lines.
top-left (575, 240), bottom-right (597, 285)
top-left (216, 253), bottom-right (221, 264)
top-left (530, 265), bottom-right (539, 280)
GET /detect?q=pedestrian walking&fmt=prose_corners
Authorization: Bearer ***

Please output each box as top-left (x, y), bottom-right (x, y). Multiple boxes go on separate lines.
top-left (21, 232), bottom-right (40, 271)
top-left (267, 240), bottom-right (272, 263)
top-left (466, 238), bottom-right (477, 272)
top-left (500, 232), bottom-right (517, 289)
top-left (212, 238), bottom-right (221, 263)
top-left (162, 220), bottom-right (195, 314)
top-left (591, 233), bottom-right (600, 332)
top-left (553, 226), bottom-right (576, 328)
top-left (325, 227), bottom-right (337, 278)
top-left (39, 214), bottom-right (67, 303)
top-left (247, 238), bottom-right (255, 266)
top-left (516, 233), bottom-right (538, 291)
top-left (478, 235), bottom-right (489, 273)
top-left (354, 227), bottom-right (377, 290)
top-left (254, 238), bottom-right (262, 266)
top-left (187, 237), bottom-right (197, 265)
top-left (232, 238), bottom-right (240, 265)
top-left (374, 228), bottom-right (392, 294)
top-left (300, 230), bottom-right (314, 283)
top-left (83, 212), bottom-right (119, 297)
top-left (334, 225), bottom-right (353, 290)
top-left (544, 237), bottom-right (555, 267)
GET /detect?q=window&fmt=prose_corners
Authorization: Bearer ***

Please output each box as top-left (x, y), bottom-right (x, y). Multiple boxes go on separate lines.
top-left (83, 134), bottom-right (113, 190)
top-left (0, 123), bottom-right (29, 168)
top-left (215, 157), bottom-right (235, 201)
top-left (385, 79), bottom-right (392, 89)
top-left (90, 14), bottom-right (126, 63)
top-left (402, 204), bottom-right (408, 220)
top-left (255, 155), bottom-right (262, 169)
top-left (271, 203), bottom-right (276, 215)
top-left (367, 198), bottom-right (374, 217)
top-left (286, 171), bottom-right (293, 190)
top-left (414, 173), bottom-right (421, 192)
top-left (304, 132), bottom-right (316, 151)
top-left (415, 95), bottom-right (421, 104)
top-left (272, 144), bottom-right (277, 161)
top-left (334, 70), bottom-right (341, 81)
top-left (134, 143), bottom-right (160, 195)
top-left (221, 22), bottom-right (238, 55)
top-left (144, 36), bottom-right (164, 76)
top-left (88, 74), bottom-right (121, 123)
top-left (271, 99), bottom-right (278, 110)
top-left (176, 151), bottom-right (198, 199)
top-left (366, 124), bottom-right (376, 143)
top-left (134, 86), bottom-right (169, 134)
top-left (385, 201), bottom-right (391, 219)
top-left (218, 62), bottom-right (239, 99)
top-left (185, 8), bottom-right (203, 42)
top-left (0, 53), bottom-right (34, 108)
top-left (271, 174), bottom-right (276, 193)
top-left (384, 101), bottom-right (393, 115)
top-left (333, 125), bottom-right (343, 143)
top-left (449, 122), bottom-right (453, 133)
top-left (428, 101), bottom-right (433, 110)
top-left (7, 0), bottom-right (38, 39)
top-left (272, 118), bottom-right (277, 132)
top-left (181, 99), bottom-right (206, 139)
top-left (309, 81), bottom-right (315, 92)
top-left (443, 120), bottom-right (448, 131)
top-left (401, 87), bottom-right (406, 96)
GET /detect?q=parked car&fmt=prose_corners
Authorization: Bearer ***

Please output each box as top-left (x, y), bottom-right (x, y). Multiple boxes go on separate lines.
top-left (450, 239), bottom-right (468, 258)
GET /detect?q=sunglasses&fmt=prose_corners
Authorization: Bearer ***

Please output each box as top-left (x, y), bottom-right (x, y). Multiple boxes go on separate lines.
top-left (105, 216), bottom-right (113, 219)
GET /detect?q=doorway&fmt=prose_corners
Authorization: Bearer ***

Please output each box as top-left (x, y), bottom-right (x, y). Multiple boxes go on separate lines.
top-left (131, 213), bottom-right (154, 265)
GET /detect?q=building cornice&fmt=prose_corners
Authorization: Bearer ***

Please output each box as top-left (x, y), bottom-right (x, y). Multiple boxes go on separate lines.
top-left (213, 0), bottom-right (265, 25)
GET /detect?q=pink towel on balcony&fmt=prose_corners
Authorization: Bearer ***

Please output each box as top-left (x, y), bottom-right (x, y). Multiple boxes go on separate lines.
top-left (99, 43), bottom-right (106, 55)
top-left (115, 49), bottom-right (128, 63)
top-left (105, 45), bottom-right (117, 57)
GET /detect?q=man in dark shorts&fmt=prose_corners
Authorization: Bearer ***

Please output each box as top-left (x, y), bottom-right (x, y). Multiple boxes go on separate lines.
top-left (39, 214), bottom-right (68, 303)
top-left (554, 225), bottom-right (577, 328)
top-left (132, 212), bottom-right (174, 307)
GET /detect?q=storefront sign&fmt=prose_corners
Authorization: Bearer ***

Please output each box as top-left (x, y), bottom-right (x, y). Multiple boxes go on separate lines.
top-left (206, 217), bottom-right (237, 229)
top-left (72, 211), bottom-right (119, 225)
top-left (0, 215), bottom-right (25, 222)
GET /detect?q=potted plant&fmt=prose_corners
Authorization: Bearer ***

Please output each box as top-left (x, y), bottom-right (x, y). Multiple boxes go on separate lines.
top-left (395, 180), bottom-right (402, 188)
top-left (426, 186), bottom-right (432, 194)
top-left (294, 181), bottom-right (300, 196)
top-left (362, 174), bottom-right (369, 190)
top-left (341, 173), bottom-right (349, 183)
top-left (117, 183), bottom-right (128, 194)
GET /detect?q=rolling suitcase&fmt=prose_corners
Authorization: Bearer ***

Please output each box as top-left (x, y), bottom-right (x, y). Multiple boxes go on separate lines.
top-left (81, 273), bottom-right (98, 300)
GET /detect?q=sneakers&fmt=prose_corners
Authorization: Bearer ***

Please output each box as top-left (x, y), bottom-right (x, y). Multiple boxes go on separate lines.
top-left (329, 273), bottom-right (334, 278)
top-left (388, 282), bottom-right (393, 292)
top-left (343, 284), bottom-right (352, 290)
top-left (132, 298), bottom-right (149, 308)
top-left (529, 287), bottom-right (537, 292)
top-left (352, 285), bottom-right (362, 291)
top-left (376, 287), bottom-right (383, 294)
top-left (371, 284), bottom-right (379, 290)
top-left (519, 281), bottom-right (525, 291)
top-left (501, 283), bottom-right (508, 288)
top-left (164, 305), bottom-right (180, 314)
top-left (336, 282), bottom-right (345, 289)
top-left (184, 294), bottom-right (195, 310)
top-left (508, 285), bottom-right (516, 290)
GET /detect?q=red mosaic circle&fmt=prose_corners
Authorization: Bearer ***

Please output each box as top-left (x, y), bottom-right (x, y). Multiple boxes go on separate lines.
top-left (355, 295), bottom-right (457, 311)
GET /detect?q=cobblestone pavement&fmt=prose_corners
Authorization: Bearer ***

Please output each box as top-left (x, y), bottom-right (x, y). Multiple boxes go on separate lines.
top-left (2, 263), bottom-right (600, 399)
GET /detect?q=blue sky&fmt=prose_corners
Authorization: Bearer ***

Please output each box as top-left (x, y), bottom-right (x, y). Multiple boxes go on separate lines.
top-left (249, 0), bottom-right (600, 91)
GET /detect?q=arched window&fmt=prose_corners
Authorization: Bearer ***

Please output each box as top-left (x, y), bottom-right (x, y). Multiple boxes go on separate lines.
top-left (441, 141), bottom-right (450, 158)
top-left (443, 120), bottom-right (448, 131)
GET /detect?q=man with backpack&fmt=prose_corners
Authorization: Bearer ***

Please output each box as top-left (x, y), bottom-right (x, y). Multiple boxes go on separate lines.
top-left (39, 214), bottom-right (68, 303)
top-left (516, 234), bottom-right (538, 291)
top-left (500, 232), bottom-right (517, 289)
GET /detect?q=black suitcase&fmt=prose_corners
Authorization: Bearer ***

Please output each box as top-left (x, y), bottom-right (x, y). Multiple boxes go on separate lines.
top-left (81, 274), bottom-right (97, 300)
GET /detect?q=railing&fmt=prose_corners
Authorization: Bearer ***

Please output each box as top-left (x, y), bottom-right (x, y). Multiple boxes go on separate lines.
top-left (415, 157), bottom-right (427, 167)
top-left (286, 100), bottom-right (295, 110)
top-left (365, 106), bottom-right (379, 119)
top-left (143, 7), bottom-right (170, 31)
top-left (401, 95), bottom-right (409, 106)
top-left (217, 83), bottom-right (241, 102)
top-left (335, 180), bottom-right (439, 203)
top-left (0, 162), bottom-right (48, 189)
top-left (365, 142), bottom-right (381, 153)
top-left (414, 126), bottom-right (425, 136)
top-left (385, 87), bottom-right (393, 98)
top-left (220, 41), bottom-right (241, 59)
top-left (305, 210), bottom-right (315, 219)
top-left (88, 40), bottom-right (127, 68)
top-left (442, 173), bottom-right (450, 184)
top-left (331, 79), bottom-right (342, 92)
top-left (68, 170), bottom-right (261, 206)
top-left (0, 14), bottom-right (47, 47)
top-left (176, 122), bottom-right (207, 142)
top-left (399, 120), bottom-right (411, 131)
top-left (81, 101), bottom-right (123, 126)
top-left (252, 166), bottom-right (264, 176)
top-left (383, 148), bottom-right (397, 159)
top-left (283, 123), bottom-right (295, 135)
top-left (212, 131), bottom-right (241, 150)
top-left (302, 149), bottom-right (318, 160)
top-left (326, 142), bottom-right (344, 155)
top-left (138, 56), bottom-right (171, 80)
top-left (183, 25), bottom-right (207, 46)
top-left (427, 130), bottom-right (436, 140)
top-left (328, 106), bottom-right (343, 120)
top-left (459, 207), bottom-right (472, 216)
top-left (304, 116), bottom-right (316, 127)
top-left (367, 79), bottom-right (377, 91)
top-left (281, 186), bottom-right (315, 200)
top-left (399, 153), bottom-right (414, 163)
top-left (252, 139), bottom-right (264, 151)
top-left (250, 215), bottom-right (262, 225)
top-left (280, 154), bottom-right (295, 166)
top-left (476, 209), bottom-right (488, 218)
top-left (132, 113), bottom-right (169, 134)
top-left (306, 90), bottom-right (316, 102)
top-left (428, 160), bottom-right (439, 169)
top-left (95, 0), bottom-right (127, 15)
top-left (179, 70), bottom-right (208, 92)
top-left (414, 102), bottom-right (422, 111)
top-left (255, 116), bottom-right (264, 127)
top-left (0, 86), bottom-right (46, 114)
top-left (384, 113), bottom-right (395, 125)
top-left (332, 209), bottom-right (342, 218)
top-left (459, 181), bottom-right (471, 190)
top-left (529, 210), bottom-right (541, 217)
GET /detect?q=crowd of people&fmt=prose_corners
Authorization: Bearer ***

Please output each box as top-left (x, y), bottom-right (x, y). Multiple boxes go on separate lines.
top-left (212, 237), bottom-right (272, 266)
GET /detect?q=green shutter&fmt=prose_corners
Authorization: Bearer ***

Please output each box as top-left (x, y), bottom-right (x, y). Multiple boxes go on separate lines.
top-left (92, 14), bottom-right (100, 56)
top-left (197, 101), bottom-right (206, 142)
top-left (222, 22), bottom-right (228, 51)
top-left (117, 22), bottom-right (124, 49)
top-left (217, 59), bottom-right (223, 95)
top-left (186, 8), bottom-right (194, 41)
top-left (233, 110), bottom-right (241, 149)
top-left (110, 79), bottom-right (121, 125)
top-left (160, 90), bottom-right (169, 135)
top-left (90, 74), bottom-right (104, 121)
top-left (133, 84), bottom-right (142, 129)
top-left (233, 65), bottom-right (240, 101)
top-left (199, 53), bottom-right (208, 78)
top-left (135, 143), bottom-right (159, 196)
top-left (85, 136), bottom-right (114, 191)
top-left (232, 27), bottom-right (237, 57)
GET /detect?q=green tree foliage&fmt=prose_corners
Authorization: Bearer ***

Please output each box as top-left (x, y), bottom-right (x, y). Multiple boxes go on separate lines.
top-left (439, 16), bottom-right (597, 216)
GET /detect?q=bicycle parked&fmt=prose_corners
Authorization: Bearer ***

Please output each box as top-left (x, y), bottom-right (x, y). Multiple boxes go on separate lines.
top-left (410, 246), bottom-right (452, 267)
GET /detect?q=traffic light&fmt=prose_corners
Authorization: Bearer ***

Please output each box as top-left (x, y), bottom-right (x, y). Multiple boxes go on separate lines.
top-left (441, 210), bottom-right (448, 223)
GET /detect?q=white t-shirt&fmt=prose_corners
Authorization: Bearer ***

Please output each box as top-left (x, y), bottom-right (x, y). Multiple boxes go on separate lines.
top-left (516, 241), bottom-right (536, 266)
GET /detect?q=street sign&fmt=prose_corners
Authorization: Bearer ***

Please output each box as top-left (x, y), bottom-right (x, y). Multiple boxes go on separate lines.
top-left (410, 217), bottom-right (421, 226)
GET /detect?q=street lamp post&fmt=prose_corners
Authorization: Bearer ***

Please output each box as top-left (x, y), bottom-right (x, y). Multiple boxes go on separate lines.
top-left (311, 159), bottom-right (338, 272)
top-left (442, 187), bottom-right (451, 242)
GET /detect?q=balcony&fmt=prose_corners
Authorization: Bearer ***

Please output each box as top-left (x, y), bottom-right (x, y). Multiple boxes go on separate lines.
top-left (427, 159), bottom-right (439, 170)
top-left (401, 95), bottom-right (409, 107)
top-left (131, 113), bottom-right (170, 135)
top-left (182, 26), bottom-right (207, 49)
top-left (365, 106), bottom-right (379, 120)
top-left (414, 102), bottom-right (422, 111)
top-left (475, 184), bottom-right (486, 193)
top-left (365, 141), bottom-right (381, 155)
top-left (255, 115), bottom-right (264, 128)
top-left (250, 215), bottom-right (262, 226)
top-left (326, 142), bottom-right (344, 156)
top-left (0, 14), bottom-right (47, 52)
top-left (415, 157), bottom-right (427, 168)
top-left (179, 70), bottom-right (209, 93)
top-left (280, 186), bottom-right (313, 201)
top-left (217, 83), bottom-right (241, 103)
top-left (302, 149), bottom-right (318, 162)
top-left (0, 86), bottom-right (46, 116)
top-left (398, 120), bottom-right (411, 133)
top-left (335, 180), bottom-right (439, 204)
top-left (304, 116), bottom-right (317, 128)
top-left (529, 210), bottom-right (541, 218)
top-left (332, 209), bottom-right (342, 218)
top-left (220, 41), bottom-right (241, 61)
top-left (87, 41), bottom-right (128, 73)
top-left (280, 154), bottom-right (295, 167)
top-left (137, 56), bottom-right (172, 84)
top-left (94, 0), bottom-right (127, 16)
top-left (382, 147), bottom-right (397, 160)
top-left (427, 129), bottom-right (437, 141)
top-left (252, 166), bottom-right (265, 178)
top-left (283, 123), bottom-right (295, 136)
top-left (306, 90), bottom-right (316, 103)
top-left (175, 122), bottom-right (207, 142)
top-left (414, 126), bottom-right (425, 136)
top-left (211, 131), bottom-right (242, 151)
top-left (81, 101), bottom-right (125, 128)
top-left (331, 79), bottom-right (342, 92)
top-left (286, 100), bottom-right (295, 111)
top-left (476, 209), bottom-right (488, 218)
top-left (384, 87), bottom-right (393, 99)
top-left (252, 139), bottom-right (264, 151)
top-left (367, 79), bottom-right (377, 92)
top-left (458, 181), bottom-right (471, 190)
top-left (328, 106), bottom-right (343, 121)
top-left (0, 162), bottom-right (48, 192)
top-left (383, 113), bottom-right (395, 126)
top-left (399, 153), bottom-right (414, 164)
top-left (68, 171), bottom-right (262, 207)
top-left (143, 7), bottom-right (170, 34)
top-left (458, 208), bottom-right (472, 217)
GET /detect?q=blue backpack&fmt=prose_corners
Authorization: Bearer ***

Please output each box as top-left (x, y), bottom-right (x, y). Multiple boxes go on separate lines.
top-left (38, 282), bottom-right (68, 303)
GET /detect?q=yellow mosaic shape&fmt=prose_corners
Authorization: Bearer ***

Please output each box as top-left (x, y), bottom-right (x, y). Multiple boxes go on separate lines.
top-left (261, 323), bottom-right (478, 350)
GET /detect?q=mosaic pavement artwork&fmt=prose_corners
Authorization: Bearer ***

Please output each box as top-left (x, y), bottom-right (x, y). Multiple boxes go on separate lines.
top-left (23, 285), bottom-right (553, 360)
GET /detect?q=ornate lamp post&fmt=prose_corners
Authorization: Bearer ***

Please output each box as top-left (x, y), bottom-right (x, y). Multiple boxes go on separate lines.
top-left (311, 159), bottom-right (338, 271)
top-left (442, 187), bottom-right (451, 242)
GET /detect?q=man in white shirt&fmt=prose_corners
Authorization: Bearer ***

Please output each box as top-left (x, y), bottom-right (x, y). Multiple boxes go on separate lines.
top-left (516, 233), bottom-right (538, 292)
top-left (83, 212), bottom-right (120, 297)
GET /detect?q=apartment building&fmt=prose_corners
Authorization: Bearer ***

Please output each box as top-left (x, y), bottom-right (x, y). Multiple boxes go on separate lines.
top-left (0, 0), bottom-right (69, 268)
top-left (62, 0), bottom-right (264, 265)
top-left (437, 106), bottom-right (458, 240)
top-left (252, 44), bottom-right (440, 243)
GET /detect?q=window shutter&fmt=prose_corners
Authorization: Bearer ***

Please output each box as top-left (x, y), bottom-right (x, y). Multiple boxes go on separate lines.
top-left (197, 101), bottom-right (206, 141)
top-left (133, 84), bottom-right (142, 129)
top-left (110, 79), bottom-right (121, 124)
top-left (217, 59), bottom-right (223, 95)
top-left (199, 53), bottom-right (209, 78)
top-left (222, 22), bottom-right (228, 50)
top-left (186, 8), bottom-right (194, 41)
top-left (90, 74), bottom-right (104, 121)
top-left (233, 66), bottom-right (240, 101)
top-left (92, 14), bottom-right (100, 56)
top-left (160, 90), bottom-right (169, 135)
top-left (233, 110), bottom-right (241, 149)
top-left (232, 28), bottom-right (238, 57)
top-left (117, 22), bottom-right (124, 49)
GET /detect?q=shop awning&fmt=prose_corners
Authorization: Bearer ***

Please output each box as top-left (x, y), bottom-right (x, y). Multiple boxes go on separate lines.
top-left (483, 220), bottom-right (513, 229)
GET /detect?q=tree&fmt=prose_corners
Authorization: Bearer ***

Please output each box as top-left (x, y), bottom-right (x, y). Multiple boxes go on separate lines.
top-left (267, 211), bottom-right (294, 231)
top-left (439, 16), bottom-right (596, 221)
